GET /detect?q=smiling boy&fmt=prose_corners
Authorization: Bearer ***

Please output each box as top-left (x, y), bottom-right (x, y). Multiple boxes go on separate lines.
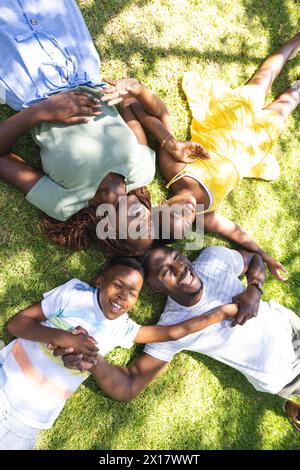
top-left (0, 256), bottom-right (237, 449)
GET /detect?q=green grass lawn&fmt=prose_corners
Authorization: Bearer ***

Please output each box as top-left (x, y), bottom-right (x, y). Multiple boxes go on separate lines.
top-left (0, 0), bottom-right (299, 450)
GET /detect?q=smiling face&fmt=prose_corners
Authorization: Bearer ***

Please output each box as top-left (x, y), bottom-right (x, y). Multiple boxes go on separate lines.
top-left (97, 264), bottom-right (144, 320)
top-left (115, 194), bottom-right (153, 252)
top-left (144, 246), bottom-right (203, 306)
top-left (159, 194), bottom-right (197, 241)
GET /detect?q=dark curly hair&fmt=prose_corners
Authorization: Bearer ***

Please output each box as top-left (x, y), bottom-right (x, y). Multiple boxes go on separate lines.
top-left (42, 187), bottom-right (152, 256)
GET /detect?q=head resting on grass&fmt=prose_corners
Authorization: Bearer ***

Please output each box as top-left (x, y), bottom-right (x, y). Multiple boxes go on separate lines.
top-left (94, 257), bottom-right (145, 320)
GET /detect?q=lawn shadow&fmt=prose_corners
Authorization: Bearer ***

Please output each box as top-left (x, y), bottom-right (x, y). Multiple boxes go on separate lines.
top-left (186, 350), bottom-right (300, 449)
top-left (242, 0), bottom-right (300, 98)
top-left (0, 0), bottom-right (299, 451)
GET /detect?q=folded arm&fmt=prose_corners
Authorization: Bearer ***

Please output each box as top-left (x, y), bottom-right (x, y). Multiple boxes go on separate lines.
top-left (0, 91), bottom-right (104, 195)
top-left (7, 303), bottom-right (98, 356)
top-left (231, 249), bottom-right (266, 327)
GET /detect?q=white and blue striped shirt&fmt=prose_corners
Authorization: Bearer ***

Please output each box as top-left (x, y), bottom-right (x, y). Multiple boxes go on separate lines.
top-left (144, 246), bottom-right (295, 394)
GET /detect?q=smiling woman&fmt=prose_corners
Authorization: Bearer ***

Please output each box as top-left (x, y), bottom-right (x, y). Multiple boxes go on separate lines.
top-left (0, 0), bottom-right (157, 256)
top-left (116, 32), bottom-right (300, 278)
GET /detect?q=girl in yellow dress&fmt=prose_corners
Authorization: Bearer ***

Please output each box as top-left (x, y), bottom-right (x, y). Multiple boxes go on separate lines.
top-left (101, 32), bottom-right (300, 280)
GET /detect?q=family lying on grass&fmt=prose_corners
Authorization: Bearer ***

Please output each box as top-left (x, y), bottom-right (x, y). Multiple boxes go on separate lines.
top-left (0, 0), bottom-right (299, 449)
top-left (1, 246), bottom-right (300, 449)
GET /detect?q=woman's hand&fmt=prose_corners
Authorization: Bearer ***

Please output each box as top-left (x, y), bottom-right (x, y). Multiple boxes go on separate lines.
top-left (100, 78), bottom-right (143, 106)
top-left (263, 255), bottom-right (288, 281)
top-left (36, 91), bottom-right (102, 123)
top-left (164, 138), bottom-right (210, 163)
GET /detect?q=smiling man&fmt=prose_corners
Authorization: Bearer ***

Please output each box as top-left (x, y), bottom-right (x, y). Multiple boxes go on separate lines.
top-left (58, 245), bottom-right (300, 431)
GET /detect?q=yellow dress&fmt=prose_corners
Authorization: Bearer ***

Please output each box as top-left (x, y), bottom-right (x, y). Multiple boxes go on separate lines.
top-left (166, 72), bottom-right (284, 213)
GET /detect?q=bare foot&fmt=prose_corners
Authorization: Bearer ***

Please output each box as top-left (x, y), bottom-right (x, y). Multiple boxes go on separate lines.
top-left (165, 137), bottom-right (210, 163)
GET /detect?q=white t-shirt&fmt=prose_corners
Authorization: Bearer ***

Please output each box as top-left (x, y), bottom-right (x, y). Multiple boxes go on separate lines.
top-left (0, 279), bottom-right (141, 429)
top-left (144, 246), bottom-right (295, 394)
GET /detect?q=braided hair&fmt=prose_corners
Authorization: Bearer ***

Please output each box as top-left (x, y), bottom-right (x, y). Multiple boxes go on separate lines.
top-left (42, 187), bottom-right (152, 256)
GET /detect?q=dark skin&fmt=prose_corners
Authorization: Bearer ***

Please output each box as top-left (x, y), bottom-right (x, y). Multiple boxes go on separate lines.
top-left (7, 303), bottom-right (99, 358)
top-left (0, 88), bottom-right (152, 252)
top-left (96, 265), bottom-right (144, 321)
top-left (0, 77), bottom-right (211, 252)
top-left (94, 264), bottom-right (238, 344)
top-left (6, 265), bottom-right (144, 364)
top-left (55, 246), bottom-right (266, 402)
top-left (6, 264), bottom-right (143, 359)
top-left (101, 31), bottom-right (300, 280)
top-left (122, 96), bottom-right (287, 280)
top-left (144, 246), bottom-right (265, 325)
top-left (46, 264), bottom-right (238, 366)
top-left (0, 91), bottom-right (102, 195)
top-left (90, 174), bottom-right (153, 253)
top-left (6, 264), bottom-right (144, 362)
top-left (285, 400), bottom-right (300, 431)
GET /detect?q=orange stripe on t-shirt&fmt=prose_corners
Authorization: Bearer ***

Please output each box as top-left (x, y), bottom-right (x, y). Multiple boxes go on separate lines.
top-left (12, 340), bottom-right (73, 400)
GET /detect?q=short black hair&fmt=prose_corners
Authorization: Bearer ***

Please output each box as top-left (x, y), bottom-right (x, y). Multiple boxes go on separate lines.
top-left (140, 245), bottom-right (173, 278)
top-left (103, 256), bottom-right (145, 279)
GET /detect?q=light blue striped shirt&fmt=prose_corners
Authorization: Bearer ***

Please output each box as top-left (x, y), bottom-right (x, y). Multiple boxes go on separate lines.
top-left (0, 0), bottom-right (102, 110)
top-left (144, 246), bottom-right (295, 394)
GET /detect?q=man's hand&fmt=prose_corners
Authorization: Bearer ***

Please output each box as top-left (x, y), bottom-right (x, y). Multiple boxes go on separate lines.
top-left (55, 350), bottom-right (96, 372)
top-left (36, 91), bottom-right (102, 123)
top-left (231, 286), bottom-right (261, 327)
top-left (263, 255), bottom-right (288, 281)
top-left (100, 78), bottom-right (143, 106)
top-left (48, 326), bottom-right (98, 368)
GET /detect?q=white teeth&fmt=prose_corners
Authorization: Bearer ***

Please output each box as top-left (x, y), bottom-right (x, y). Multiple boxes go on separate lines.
top-left (111, 301), bottom-right (122, 310)
top-left (180, 269), bottom-right (193, 287)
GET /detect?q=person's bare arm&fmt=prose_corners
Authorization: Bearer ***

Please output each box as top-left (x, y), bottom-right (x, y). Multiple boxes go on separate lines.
top-left (0, 152), bottom-right (44, 195)
top-left (101, 79), bottom-right (209, 163)
top-left (50, 323), bottom-right (168, 402)
top-left (7, 303), bottom-right (98, 357)
top-left (203, 211), bottom-right (287, 281)
top-left (50, 344), bottom-right (168, 402)
top-left (0, 91), bottom-right (103, 194)
top-left (0, 91), bottom-right (102, 156)
top-left (53, 305), bottom-right (237, 400)
top-left (88, 353), bottom-right (168, 402)
top-left (134, 303), bottom-right (238, 343)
